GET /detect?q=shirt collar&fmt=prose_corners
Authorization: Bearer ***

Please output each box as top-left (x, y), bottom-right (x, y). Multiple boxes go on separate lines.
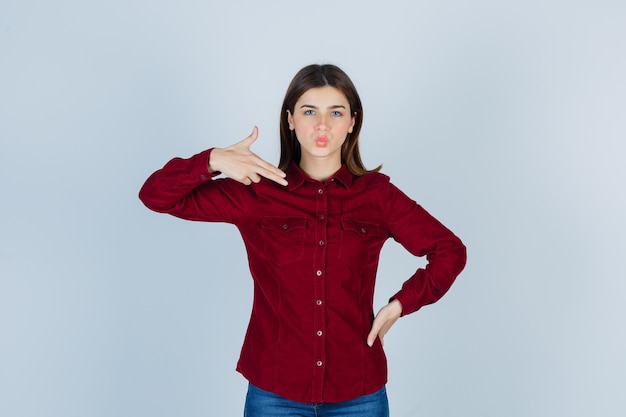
top-left (286, 162), bottom-right (354, 191)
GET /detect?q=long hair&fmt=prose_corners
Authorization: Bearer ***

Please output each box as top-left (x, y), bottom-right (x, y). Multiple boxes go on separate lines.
top-left (278, 64), bottom-right (381, 175)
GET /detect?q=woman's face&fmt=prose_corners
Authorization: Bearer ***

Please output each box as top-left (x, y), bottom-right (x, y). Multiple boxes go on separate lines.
top-left (287, 86), bottom-right (355, 167)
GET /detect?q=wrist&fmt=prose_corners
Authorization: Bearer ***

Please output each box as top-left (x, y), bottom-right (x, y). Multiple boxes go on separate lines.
top-left (208, 148), bottom-right (222, 173)
top-left (389, 299), bottom-right (403, 316)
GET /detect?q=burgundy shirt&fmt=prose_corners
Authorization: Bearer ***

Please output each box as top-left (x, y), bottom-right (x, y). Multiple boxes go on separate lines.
top-left (139, 148), bottom-right (466, 403)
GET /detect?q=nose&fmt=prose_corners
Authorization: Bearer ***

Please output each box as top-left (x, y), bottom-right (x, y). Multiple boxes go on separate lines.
top-left (317, 115), bottom-right (329, 132)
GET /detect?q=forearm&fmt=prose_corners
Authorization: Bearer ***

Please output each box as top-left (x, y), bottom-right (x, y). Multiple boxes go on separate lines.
top-left (138, 149), bottom-right (215, 214)
top-left (391, 239), bottom-right (466, 315)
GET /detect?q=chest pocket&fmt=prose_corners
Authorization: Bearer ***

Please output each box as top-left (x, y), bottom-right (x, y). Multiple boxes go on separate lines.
top-left (260, 217), bottom-right (308, 266)
top-left (338, 218), bottom-right (386, 267)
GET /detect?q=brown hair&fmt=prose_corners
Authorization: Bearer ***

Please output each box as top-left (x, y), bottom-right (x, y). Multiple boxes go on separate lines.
top-left (278, 64), bottom-right (381, 175)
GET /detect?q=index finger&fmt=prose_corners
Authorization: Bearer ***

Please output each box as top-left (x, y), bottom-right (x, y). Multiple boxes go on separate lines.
top-left (257, 167), bottom-right (288, 186)
top-left (253, 158), bottom-right (288, 186)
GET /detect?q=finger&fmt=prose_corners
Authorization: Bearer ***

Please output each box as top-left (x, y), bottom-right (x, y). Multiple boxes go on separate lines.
top-left (259, 171), bottom-right (288, 186)
top-left (239, 126), bottom-right (259, 148)
top-left (253, 156), bottom-right (285, 176)
top-left (248, 155), bottom-right (288, 186)
top-left (238, 165), bottom-right (286, 186)
top-left (249, 172), bottom-right (262, 184)
top-left (367, 333), bottom-right (377, 348)
top-left (254, 165), bottom-right (288, 186)
top-left (367, 320), bottom-right (382, 347)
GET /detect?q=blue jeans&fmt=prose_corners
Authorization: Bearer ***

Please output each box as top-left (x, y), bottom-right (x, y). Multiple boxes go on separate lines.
top-left (244, 383), bottom-right (390, 417)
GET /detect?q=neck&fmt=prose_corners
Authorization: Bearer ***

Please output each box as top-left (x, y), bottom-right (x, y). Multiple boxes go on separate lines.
top-left (299, 157), bottom-right (342, 182)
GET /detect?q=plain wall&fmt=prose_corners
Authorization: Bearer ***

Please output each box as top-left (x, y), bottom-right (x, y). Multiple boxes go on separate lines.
top-left (1, 1), bottom-right (625, 416)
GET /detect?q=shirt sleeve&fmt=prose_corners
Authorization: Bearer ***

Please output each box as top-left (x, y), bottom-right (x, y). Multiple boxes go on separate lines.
top-left (138, 148), bottom-right (251, 224)
top-left (382, 180), bottom-right (467, 316)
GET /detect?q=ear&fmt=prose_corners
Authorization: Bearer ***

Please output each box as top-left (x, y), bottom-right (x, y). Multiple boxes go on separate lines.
top-left (348, 112), bottom-right (356, 133)
top-left (287, 110), bottom-right (295, 130)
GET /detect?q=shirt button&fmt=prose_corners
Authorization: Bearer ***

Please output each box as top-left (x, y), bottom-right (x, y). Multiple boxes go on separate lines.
top-left (200, 175), bottom-right (207, 181)
top-left (319, 240), bottom-right (324, 246)
top-left (318, 189), bottom-right (324, 194)
top-left (282, 224), bottom-right (288, 230)
top-left (317, 330), bottom-right (323, 336)
top-left (361, 227), bottom-right (367, 234)
top-left (316, 300), bottom-right (323, 305)
top-left (316, 270), bottom-right (322, 276)
top-left (319, 215), bottom-right (325, 220)
top-left (316, 361), bottom-right (323, 367)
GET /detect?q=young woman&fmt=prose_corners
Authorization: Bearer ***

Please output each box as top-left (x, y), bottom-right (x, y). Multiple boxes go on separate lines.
top-left (139, 64), bottom-right (466, 416)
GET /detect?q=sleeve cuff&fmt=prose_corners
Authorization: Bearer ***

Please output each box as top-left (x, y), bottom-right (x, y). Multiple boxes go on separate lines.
top-left (193, 148), bottom-right (221, 181)
top-left (389, 290), bottom-right (418, 317)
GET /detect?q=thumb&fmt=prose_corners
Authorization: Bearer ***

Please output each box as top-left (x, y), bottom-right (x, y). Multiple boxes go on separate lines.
top-left (367, 321), bottom-right (381, 347)
top-left (239, 126), bottom-right (259, 148)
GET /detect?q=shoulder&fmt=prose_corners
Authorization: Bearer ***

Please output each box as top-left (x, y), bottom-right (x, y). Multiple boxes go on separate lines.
top-left (353, 171), bottom-right (419, 210)
top-left (352, 171), bottom-right (392, 192)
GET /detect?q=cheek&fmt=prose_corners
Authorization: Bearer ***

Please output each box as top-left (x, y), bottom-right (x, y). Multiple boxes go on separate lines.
top-left (338, 120), bottom-right (353, 132)
top-left (293, 121), bottom-right (310, 140)
top-left (295, 135), bottom-right (308, 149)
top-left (294, 118), bottom-right (314, 132)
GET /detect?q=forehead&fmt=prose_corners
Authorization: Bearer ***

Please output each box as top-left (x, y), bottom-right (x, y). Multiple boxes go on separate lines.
top-left (296, 86), bottom-right (349, 106)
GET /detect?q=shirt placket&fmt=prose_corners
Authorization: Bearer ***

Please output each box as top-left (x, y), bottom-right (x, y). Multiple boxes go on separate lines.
top-left (311, 182), bottom-right (328, 401)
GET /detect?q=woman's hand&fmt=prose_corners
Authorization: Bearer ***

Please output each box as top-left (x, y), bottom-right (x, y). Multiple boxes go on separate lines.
top-left (209, 126), bottom-right (288, 186)
top-left (367, 299), bottom-right (403, 347)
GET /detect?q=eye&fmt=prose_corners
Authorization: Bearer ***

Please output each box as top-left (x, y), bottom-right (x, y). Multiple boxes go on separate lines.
top-left (304, 109), bottom-right (315, 115)
top-left (331, 110), bottom-right (343, 117)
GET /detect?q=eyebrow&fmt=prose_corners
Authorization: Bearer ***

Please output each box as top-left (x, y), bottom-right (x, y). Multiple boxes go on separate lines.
top-left (300, 104), bottom-right (347, 110)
